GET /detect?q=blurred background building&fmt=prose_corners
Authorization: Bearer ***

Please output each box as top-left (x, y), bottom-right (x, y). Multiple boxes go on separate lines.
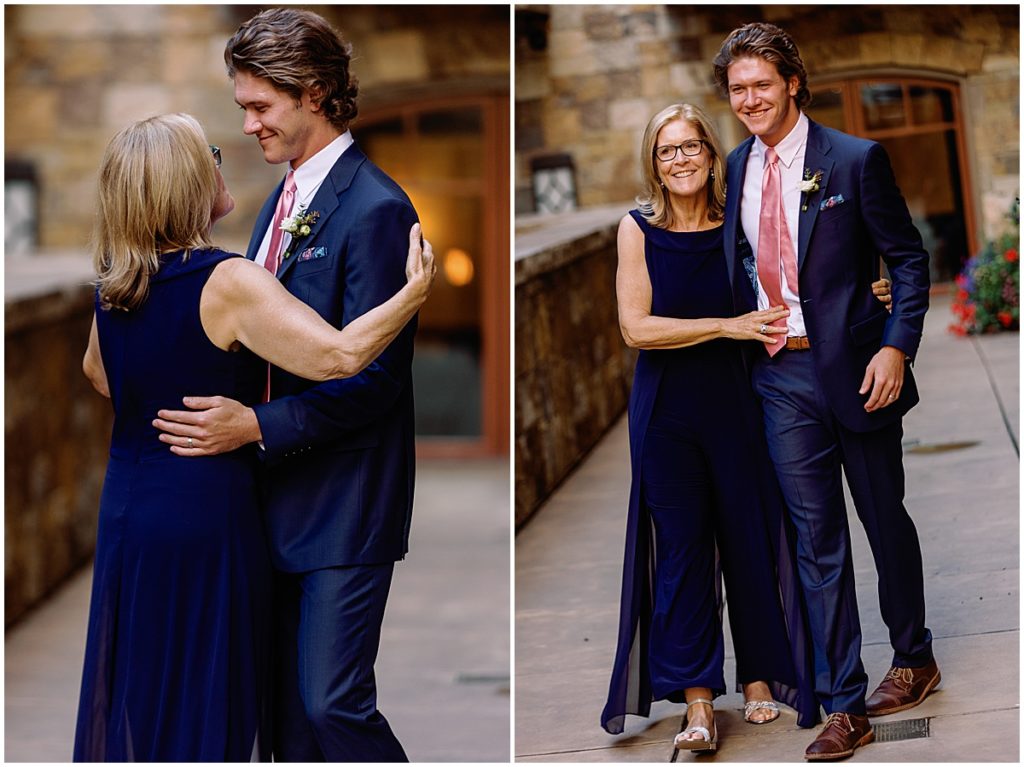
top-left (514, 4), bottom-right (1019, 524)
top-left (6, 7), bottom-right (511, 760)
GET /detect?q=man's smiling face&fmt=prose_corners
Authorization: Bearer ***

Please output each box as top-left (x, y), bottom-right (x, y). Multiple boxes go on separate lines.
top-left (726, 55), bottom-right (799, 147)
top-left (233, 69), bottom-right (319, 168)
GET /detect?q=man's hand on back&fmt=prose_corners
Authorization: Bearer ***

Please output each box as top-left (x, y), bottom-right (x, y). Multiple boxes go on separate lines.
top-left (154, 396), bottom-right (262, 456)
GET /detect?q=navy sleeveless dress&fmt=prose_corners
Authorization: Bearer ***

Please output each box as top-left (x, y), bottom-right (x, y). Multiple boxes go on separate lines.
top-left (74, 249), bottom-right (272, 761)
top-left (601, 211), bottom-right (818, 734)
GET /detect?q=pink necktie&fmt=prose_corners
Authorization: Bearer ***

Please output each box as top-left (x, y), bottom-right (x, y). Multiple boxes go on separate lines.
top-left (757, 147), bottom-right (800, 357)
top-left (262, 171), bottom-right (296, 402)
top-left (264, 171), bottom-right (297, 276)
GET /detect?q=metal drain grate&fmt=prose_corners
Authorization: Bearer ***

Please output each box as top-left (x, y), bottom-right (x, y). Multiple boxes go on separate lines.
top-left (667, 717), bottom-right (932, 760)
top-left (873, 717), bottom-right (930, 742)
top-left (454, 673), bottom-right (509, 695)
top-left (905, 440), bottom-right (979, 454)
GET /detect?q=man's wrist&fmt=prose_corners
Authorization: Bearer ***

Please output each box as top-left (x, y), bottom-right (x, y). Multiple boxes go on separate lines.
top-left (245, 407), bottom-right (263, 445)
top-left (882, 345), bottom-right (911, 362)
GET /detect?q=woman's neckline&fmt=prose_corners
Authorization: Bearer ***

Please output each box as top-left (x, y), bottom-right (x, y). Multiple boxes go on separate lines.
top-left (663, 222), bottom-right (724, 233)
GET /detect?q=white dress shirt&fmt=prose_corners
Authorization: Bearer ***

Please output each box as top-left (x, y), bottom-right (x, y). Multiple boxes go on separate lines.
top-left (254, 131), bottom-right (354, 270)
top-left (740, 111), bottom-right (809, 337)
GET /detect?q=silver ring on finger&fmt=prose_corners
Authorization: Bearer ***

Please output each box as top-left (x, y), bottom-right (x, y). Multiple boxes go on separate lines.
top-left (887, 394), bottom-right (896, 400)
top-left (188, 437), bottom-right (194, 448)
top-left (759, 323), bottom-right (768, 334)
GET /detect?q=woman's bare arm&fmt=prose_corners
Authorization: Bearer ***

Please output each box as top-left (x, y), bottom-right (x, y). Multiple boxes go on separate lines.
top-left (201, 224), bottom-right (435, 380)
top-left (615, 214), bottom-right (788, 349)
top-left (83, 314), bottom-right (111, 397)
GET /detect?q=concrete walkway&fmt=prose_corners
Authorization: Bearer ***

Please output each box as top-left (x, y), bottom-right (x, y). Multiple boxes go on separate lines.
top-left (5, 458), bottom-right (510, 763)
top-left (516, 292), bottom-right (1019, 763)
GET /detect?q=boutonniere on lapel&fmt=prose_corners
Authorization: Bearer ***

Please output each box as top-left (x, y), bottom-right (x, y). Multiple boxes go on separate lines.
top-left (279, 208), bottom-right (321, 261)
top-left (798, 168), bottom-right (824, 212)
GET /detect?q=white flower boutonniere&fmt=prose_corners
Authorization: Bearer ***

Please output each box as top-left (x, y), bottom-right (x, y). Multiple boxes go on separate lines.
top-left (799, 169), bottom-right (823, 212)
top-left (279, 208), bottom-right (321, 260)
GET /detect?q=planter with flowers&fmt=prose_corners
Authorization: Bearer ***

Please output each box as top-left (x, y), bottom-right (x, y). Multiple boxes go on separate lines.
top-left (949, 198), bottom-right (1019, 336)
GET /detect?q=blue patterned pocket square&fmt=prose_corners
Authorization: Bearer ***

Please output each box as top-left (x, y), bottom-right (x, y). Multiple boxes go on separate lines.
top-left (820, 194), bottom-right (845, 211)
top-left (742, 255), bottom-right (759, 299)
top-left (298, 246), bottom-right (327, 262)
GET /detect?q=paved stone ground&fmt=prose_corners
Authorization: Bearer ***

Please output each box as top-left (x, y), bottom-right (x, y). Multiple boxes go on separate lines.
top-left (516, 291), bottom-right (1019, 763)
top-left (5, 458), bottom-right (510, 763)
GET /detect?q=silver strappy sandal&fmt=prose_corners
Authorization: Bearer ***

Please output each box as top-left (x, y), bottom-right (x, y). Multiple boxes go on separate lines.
top-left (743, 699), bottom-right (780, 724)
top-left (674, 698), bottom-right (718, 752)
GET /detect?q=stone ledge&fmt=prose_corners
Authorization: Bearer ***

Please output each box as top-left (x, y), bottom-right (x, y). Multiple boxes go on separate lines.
top-left (6, 259), bottom-right (110, 626)
top-left (515, 204), bottom-right (635, 525)
top-left (5, 253), bottom-right (97, 333)
top-left (514, 201), bottom-right (630, 281)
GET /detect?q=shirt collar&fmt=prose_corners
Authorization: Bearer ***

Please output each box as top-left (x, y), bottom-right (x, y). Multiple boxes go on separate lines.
top-left (754, 111), bottom-right (808, 169)
top-left (290, 131), bottom-right (354, 202)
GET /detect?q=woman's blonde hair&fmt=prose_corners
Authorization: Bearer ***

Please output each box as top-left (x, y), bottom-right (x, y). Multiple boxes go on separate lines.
top-left (93, 113), bottom-right (218, 311)
top-left (636, 103), bottom-right (726, 229)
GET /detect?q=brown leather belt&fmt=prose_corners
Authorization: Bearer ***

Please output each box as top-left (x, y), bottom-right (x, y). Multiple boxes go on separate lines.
top-left (785, 336), bottom-right (811, 350)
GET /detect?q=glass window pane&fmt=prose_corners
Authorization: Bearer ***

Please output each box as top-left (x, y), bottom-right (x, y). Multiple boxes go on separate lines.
top-left (860, 83), bottom-right (905, 130)
top-left (808, 86), bottom-right (847, 131)
top-left (358, 117), bottom-right (413, 182)
top-left (357, 106), bottom-right (488, 439)
top-left (416, 108), bottom-right (484, 180)
top-left (418, 107), bottom-right (482, 135)
top-left (412, 193), bottom-right (483, 436)
top-left (877, 129), bottom-right (967, 283)
top-left (908, 85), bottom-right (953, 125)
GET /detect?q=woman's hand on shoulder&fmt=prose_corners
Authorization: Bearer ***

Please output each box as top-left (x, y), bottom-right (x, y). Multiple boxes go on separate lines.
top-left (405, 223), bottom-right (436, 303)
top-left (720, 305), bottom-right (790, 344)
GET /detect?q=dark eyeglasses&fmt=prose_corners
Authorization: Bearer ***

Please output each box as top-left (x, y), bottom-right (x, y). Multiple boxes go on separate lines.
top-left (654, 140), bottom-right (706, 162)
top-left (209, 145), bottom-right (222, 167)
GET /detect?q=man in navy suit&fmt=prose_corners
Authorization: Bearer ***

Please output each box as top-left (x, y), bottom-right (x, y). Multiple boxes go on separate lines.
top-left (154, 8), bottom-right (415, 761)
top-left (713, 23), bottom-right (939, 760)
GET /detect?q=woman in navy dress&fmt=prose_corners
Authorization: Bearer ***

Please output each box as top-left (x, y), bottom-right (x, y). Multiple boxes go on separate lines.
top-left (600, 103), bottom-right (819, 750)
top-left (73, 113), bottom-right (434, 761)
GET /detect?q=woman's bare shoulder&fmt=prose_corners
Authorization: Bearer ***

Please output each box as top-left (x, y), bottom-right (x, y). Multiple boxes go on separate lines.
top-left (207, 256), bottom-right (271, 295)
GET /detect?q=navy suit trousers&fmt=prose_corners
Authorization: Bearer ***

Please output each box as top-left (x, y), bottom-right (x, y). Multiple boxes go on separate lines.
top-left (752, 350), bottom-right (933, 715)
top-left (273, 564), bottom-right (407, 762)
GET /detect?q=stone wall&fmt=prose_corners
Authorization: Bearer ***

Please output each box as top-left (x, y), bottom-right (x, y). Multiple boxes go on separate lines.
top-left (6, 264), bottom-right (112, 626)
top-left (5, 4), bottom-right (510, 256)
top-left (515, 209), bottom-right (635, 526)
top-left (515, 5), bottom-right (1019, 237)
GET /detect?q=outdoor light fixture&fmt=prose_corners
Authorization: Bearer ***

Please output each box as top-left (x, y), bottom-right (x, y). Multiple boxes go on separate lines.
top-left (443, 247), bottom-right (475, 287)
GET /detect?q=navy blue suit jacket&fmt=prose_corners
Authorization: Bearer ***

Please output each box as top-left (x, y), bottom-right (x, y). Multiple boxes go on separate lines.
top-left (724, 119), bottom-right (930, 433)
top-left (248, 143), bottom-right (418, 571)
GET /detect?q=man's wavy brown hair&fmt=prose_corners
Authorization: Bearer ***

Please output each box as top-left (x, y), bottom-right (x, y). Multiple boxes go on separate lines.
top-left (712, 22), bottom-right (811, 110)
top-left (224, 8), bottom-right (359, 132)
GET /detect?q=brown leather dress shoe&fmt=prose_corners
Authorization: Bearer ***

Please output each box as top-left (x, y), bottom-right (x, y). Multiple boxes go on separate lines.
top-left (866, 658), bottom-right (940, 716)
top-left (804, 712), bottom-right (873, 761)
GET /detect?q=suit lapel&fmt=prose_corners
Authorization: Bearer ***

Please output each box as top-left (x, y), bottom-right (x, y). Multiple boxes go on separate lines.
top-left (797, 120), bottom-right (834, 272)
top-left (275, 144), bottom-right (368, 281)
top-left (246, 177), bottom-right (285, 261)
top-left (724, 137), bottom-right (754, 292)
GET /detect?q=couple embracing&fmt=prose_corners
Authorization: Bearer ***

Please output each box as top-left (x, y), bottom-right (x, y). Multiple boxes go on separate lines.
top-left (602, 22), bottom-right (940, 761)
top-left (74, 9), bottom-right (430, 762)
